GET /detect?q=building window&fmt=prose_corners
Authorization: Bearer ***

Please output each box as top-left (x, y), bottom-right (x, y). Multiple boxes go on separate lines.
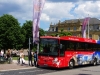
top-left (67, 27), bottom-right (70, 31)
top-left (56, 27), bottom-right (58, 32)
top-left (73, 27), bottom-right (77, 30)
top-left (89, 26), bottom-right (93, 31)
top-left (52, 27), bottom-right (54, 31)
top-left (93, 24), bottom-right (99, 31)
top-left (98, 35), bottom-right (100, 40)
top-left (89, 34), bottom-right (92, 39)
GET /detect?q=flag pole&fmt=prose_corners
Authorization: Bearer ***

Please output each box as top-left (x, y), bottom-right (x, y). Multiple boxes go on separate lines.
top-left (88, 14), bottom-right (89, 39)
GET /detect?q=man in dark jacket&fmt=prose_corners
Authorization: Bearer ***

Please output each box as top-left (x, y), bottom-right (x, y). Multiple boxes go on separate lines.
top-left (28, 50), bottom-right (33, 66)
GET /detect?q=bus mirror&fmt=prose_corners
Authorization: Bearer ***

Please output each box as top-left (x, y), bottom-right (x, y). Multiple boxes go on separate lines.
top-left (60, 44), bottom-right (62, 49)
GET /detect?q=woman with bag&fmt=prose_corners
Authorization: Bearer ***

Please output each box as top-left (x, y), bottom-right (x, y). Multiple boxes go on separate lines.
top-left (20, 50), bottom-right (25, 65)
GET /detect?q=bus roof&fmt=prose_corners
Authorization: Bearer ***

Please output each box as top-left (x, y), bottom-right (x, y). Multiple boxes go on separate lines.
top-left (40, 36), bottom-right (98, 44)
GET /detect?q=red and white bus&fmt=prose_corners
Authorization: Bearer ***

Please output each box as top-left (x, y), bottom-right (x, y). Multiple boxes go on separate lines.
top-left (37, 36), bottom-right (100, 68)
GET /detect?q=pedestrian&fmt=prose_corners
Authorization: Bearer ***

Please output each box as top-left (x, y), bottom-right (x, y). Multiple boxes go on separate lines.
top-left (6, 49), bottom-right (12, 64)
top-left (17, 51), bottom-right (20, 64)
top-left (0, 50), bottom-right (4, 57)
top-left (20, 50), bottom-right (25, 65)
top-left (28, 50), bottom-right (33, 66)
top-left (33, 51), bottom-right (38, 67)
top-left (0, 50), bottom-right (4, 60)
top-left (0, 50), bottom-right (1, 61)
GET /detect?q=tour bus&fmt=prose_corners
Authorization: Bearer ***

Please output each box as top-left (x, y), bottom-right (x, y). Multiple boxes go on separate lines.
top-left (37, 36), bottom-right (100, 68)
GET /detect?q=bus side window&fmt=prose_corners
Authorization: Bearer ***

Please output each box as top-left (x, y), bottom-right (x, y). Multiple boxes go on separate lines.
top-left (84, 43), bottom-right (88, 51)
top-left (98, 44), bottom-right (100, 51)
top-left (60, 40), bottom-right (66, 56)
top-left (88, 43), bottom-right (93, 51)
top-left (67, 41), bottom-right (70, 50)
top-left (96, 44), bottom-right (99, 51)
top-left (60, 44), bottom-right (63, 49)
top-left (76, 43), bottom-right (81, 51)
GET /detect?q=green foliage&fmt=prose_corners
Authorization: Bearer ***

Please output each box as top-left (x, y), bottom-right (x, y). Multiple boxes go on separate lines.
top-left (51, 29), bottom-right (72, 37)
top-left (21, 20), bottom-right (45, 49)
top-left (0, 14), bottom-right (45, 50)
top-left (51, 34), bottom-right (55, 36)
top-left (0, 14), bottom-right (24, 50)
top-left (21, 20), bottom-right (33, 48)
top-left (39, 28), bottom-right (45, 36)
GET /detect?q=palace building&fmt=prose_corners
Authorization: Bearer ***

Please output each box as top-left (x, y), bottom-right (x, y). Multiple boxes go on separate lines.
top-left (46, 18), bottom-right (100, 40)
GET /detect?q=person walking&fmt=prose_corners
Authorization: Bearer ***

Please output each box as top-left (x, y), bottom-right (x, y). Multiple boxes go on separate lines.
top-left (20, 50), bottom-right (25, 65)
top-left (17, 51), bottom-right (20, 64)
top-left (33, 51), bottom-right (38, 67)
top-left (0, 50), bottom-right (4, 61)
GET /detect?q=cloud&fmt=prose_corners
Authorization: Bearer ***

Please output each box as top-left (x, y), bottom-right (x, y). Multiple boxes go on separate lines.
top-left (74, 1), bottom-right (100, 18)
top-left (41, 13), bottom-right (50, 21)
top-left (47, 0), bottom-right (79, 2)
top-left (0, 1), bottom-right (21, 15)
top-left (0, 0), bottom-right (100, 30)
top-left (43, 2), bottom-right (75, 23)
top-left (0, 0), bottom-right (33, 20)
top-left (47, 0), bottom-right (97, 3)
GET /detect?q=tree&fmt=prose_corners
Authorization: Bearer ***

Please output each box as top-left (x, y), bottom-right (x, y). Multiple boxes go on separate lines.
top-left (0, 14), bottom-right (46, 50)
top-left (0, 14), bottom-right (24, 50)
top-left (39, 28), bottom-right (45, 36)
top-left (22, 20), bottom-right (46, 49)
top-left (21, 20), bottom-right (33, 49)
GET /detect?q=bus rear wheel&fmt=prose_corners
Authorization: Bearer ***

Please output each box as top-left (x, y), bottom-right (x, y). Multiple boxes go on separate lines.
top-left (93, 58), bottom-right (97, 66)
top-left (69, 59), bottom-right (74, 69)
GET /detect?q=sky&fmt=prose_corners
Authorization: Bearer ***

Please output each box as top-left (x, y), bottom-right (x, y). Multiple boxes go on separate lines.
top-left (0, 0), bottom-right (100, 31)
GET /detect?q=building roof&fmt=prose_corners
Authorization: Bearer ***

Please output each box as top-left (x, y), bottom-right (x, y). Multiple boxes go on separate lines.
top-left (62, 18), bottom-right (100, 24)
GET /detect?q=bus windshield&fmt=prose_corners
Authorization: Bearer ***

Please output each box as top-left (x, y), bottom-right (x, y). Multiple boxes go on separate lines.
top-left (39, 38), bottom-right (59, 56)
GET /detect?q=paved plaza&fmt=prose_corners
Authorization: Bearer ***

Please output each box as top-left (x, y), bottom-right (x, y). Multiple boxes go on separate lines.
top-left (0, 60), bottom-right (35, 71)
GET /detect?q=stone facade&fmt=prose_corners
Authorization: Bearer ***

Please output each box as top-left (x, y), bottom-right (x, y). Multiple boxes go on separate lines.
top-left (47, 18), bottom-right (100, 40)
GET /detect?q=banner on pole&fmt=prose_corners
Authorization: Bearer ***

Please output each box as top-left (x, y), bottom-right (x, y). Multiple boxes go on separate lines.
top-left (82, 17), bottom-right (90, 38)
top-left (33, 0), bottom-right (45, 44)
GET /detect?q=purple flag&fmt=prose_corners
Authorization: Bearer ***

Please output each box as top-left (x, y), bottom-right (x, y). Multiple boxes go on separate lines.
top-left (82, 17), bottom-right (90, 38)
top-left (33, 0), bottom-right (45, 44)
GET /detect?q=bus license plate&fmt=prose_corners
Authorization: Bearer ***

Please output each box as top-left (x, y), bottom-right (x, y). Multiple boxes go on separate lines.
top-left (44, 64), bottom-right (48, 67)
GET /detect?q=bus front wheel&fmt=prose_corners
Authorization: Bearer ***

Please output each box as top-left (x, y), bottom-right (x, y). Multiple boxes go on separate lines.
top-left (69, 59), bottom-right (74, 69)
